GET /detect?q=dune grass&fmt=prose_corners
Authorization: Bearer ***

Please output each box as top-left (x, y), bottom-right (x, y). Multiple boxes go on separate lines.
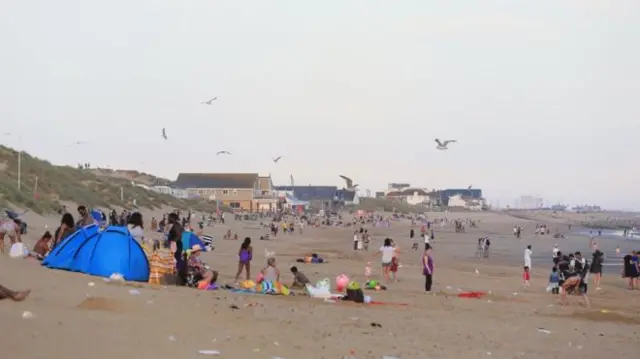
top-left (0, 145), bottom-right (218, 214)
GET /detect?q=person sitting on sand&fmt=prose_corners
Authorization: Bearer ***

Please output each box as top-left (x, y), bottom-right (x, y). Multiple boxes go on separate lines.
top-left (0, 285), bottom-right (30, 301)
top-left (32, 231), bottom-right (53, 260)
top-left (296, 253), bottom-right (325, 264)
top-left (187, 244), bottom-right (218, 289)
top-left (260, 257), bottom-right (280, 283)
top-left (127, 212), bottom-right (145, 244)
top-left (0, 218), bottom-right (22, 254)
top-left (290, 266), bottom-right (310, 289)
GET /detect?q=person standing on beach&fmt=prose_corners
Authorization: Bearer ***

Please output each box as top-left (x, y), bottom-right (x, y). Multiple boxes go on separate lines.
top-left (375, 238), bottom-right (396, 282)
top-left (524, 245), bottom-right (533, 271)
top-left (234, 237), bottom-right (253, 282)
top-left (422, 246), bottom-right (434, 292)
top-left (76, 206), bottom-right (95, 227)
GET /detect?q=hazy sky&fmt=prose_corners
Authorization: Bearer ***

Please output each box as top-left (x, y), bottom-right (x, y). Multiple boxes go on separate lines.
top-left (1, 1), bottom-right (639, 209)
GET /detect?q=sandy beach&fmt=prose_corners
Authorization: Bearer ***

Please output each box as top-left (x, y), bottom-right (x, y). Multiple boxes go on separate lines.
top-left (2, 209), bottom-right (639, 359)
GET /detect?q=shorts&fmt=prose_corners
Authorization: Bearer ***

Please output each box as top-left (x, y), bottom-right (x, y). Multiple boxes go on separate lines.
top-left (381, 261), bottom-right (392, 268)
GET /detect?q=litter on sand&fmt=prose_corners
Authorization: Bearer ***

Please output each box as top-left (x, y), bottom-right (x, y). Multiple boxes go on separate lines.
top-left (198, 350), bottom-right (221, 355)
top-left (22, 311), bottom-right (34, 319)
top-left (129, 289), bottom-right (140, 295)
top-left (537, 328), bottom-right (552, 334)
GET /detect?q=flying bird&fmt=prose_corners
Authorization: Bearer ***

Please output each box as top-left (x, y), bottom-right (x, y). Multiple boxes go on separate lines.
top-left (435, 138), bottom-right (456, 150)
top-left (339, 175), bottom-right (359, 190)
top-left (216, 150), bottom-right (231, 155)
top-left (272, 156), bottom-right (283, 163)
top-left (201, 97), bottom-right (217, 105)
top-left (161, 128), bottom-right (168, 140)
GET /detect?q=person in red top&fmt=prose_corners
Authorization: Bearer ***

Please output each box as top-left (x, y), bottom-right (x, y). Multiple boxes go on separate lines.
top-left (523, 266), bottom-right (531, 287)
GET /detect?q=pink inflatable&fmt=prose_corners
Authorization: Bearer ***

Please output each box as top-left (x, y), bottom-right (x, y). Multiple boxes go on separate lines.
top-left (336, 274), bottom-right (349, 292)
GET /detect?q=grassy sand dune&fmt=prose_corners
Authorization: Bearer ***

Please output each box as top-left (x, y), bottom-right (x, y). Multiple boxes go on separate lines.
top-left (0, 145), bottom-right (217, 214)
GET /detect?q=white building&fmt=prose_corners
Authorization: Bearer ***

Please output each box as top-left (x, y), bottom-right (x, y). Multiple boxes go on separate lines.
top-left (386, 189), bottom-right (431, 205)
top-left (448, 194), bottom-right (484, 211)
top-left (151, 185), bottom-right (190, 199)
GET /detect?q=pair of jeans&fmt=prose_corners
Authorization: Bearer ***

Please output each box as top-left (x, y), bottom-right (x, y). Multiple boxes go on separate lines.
top-left (424, 274), bottom-right (433, 291)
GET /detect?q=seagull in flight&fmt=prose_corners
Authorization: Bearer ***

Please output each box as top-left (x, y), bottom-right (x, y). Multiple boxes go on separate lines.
top-left (162, 128), bottom-right (168, 140)
top-left (435, 138), bottom-right (457, 150)
top-left (339, 175), bottom-right (359, 191)
top-left (272, 156), bottom-right (283, 163)
top-left (201, 97), bottom-right (217, 105)
top-left (216, 150), bottom-right (231, 155)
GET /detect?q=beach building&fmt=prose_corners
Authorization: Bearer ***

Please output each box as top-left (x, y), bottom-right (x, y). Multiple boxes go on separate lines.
top-left (336, 189), bottom-right (360, 205)
top-left (385, 188), bottom-right (430, 205)
top-left (439, 188), bottom-right (483, 206)
top-left (448, 194), bottom-right (485, 211)
top-left (174, 173), bottom-right (277, 211)
top-left (274, 185), bottom-right (340, 209)
top-left (151, 185), bottom-right (190, 199)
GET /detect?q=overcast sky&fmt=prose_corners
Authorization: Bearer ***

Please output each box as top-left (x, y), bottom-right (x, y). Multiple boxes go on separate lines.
top-left (1, 1), bottom-right (638, 209)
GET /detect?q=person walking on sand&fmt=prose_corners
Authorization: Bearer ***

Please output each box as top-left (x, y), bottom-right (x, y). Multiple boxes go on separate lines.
top-left (0, 284), bottom-right (30, 301)
top-left (524, 245), bottom-right (533, 272)
top-left (375, 238), bottom-right (396, 282)
top-left (234, 237), bottom-right (253, 282)
top-left (422, 245), bottom-right (434, 292)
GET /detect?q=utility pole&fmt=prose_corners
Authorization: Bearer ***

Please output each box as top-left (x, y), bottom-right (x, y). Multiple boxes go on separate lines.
top-left (17, 149), bottom-right (21, 191)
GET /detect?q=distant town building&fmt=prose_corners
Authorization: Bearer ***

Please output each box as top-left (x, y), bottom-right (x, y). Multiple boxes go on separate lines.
top-left (174, 173), bottom-right (276, 211)
top-left (375, 191), bottom-right (385, 199)
top-left (568, 205), bottom-right (602, 213)
top-left (388, 183), bottom-right (411, 190)
top-left (448, 194), bottom-right (485, 211)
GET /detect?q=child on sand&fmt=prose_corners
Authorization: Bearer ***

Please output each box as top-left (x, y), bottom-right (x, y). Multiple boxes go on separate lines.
top-left (290, 266), bottom-right (310, 288)
top-left (523, 266), bottom-right (531, 288)
top-left (365, 262), bottom-right (372, 280)
top-left (547, 267), bottom-right (560, 294)
top-left (234, 237), bottom-right (253, 282)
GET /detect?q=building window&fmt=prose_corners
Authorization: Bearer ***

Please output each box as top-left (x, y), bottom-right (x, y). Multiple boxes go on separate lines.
top-left (233, 189), bottom-right (238, 196)
top-left (222, 190), bottom-right (229, 195)
top-left (230, 202), bottom-right (241, 209)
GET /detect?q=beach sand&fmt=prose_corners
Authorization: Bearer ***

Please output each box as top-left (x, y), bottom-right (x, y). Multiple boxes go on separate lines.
top-left (2, 209), bottom-right (639, 359)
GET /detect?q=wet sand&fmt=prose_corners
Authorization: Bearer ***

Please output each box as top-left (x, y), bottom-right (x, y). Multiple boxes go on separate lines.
top-left (1, 209), bottom-right (639, 359)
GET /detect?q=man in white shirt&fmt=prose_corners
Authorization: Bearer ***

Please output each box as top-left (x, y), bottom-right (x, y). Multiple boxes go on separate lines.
top-left (552, 244), bottom-right (560, 259)
top-left (423, 233), bottom-right (430, 250)
top-left (524, 245), bottom-right (533, 270)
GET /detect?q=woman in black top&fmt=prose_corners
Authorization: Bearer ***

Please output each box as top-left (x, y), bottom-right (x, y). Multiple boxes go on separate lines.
top-left (167, 213), bottom-right (187, 283)
top-left (590, 250), bottom-right (603, 289)
top-left (623, 253), bottom-right (637, 290)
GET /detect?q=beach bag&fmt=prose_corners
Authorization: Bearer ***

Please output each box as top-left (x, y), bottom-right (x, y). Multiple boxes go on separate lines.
top-left (343, 281), bottom-right (365, 303)
top-left (9, 243), bottom-right (28, 259)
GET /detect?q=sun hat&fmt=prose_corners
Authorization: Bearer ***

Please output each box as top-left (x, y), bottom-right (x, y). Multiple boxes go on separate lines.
top-left (191, 244), bottom-right (203, 252)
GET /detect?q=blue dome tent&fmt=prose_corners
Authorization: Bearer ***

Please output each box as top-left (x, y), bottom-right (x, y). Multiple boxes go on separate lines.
top-left (43, 224), bottom-right (100, 270)
top-left (73, 226), bottom-right (150, 281)
top-left (44, 225), bottom-right (150, 282)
